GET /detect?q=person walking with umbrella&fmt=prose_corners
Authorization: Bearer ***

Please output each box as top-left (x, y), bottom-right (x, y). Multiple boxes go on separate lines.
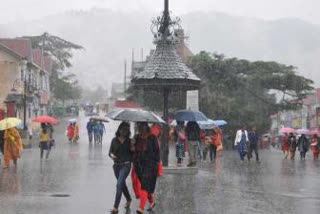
top-left (86, 119), bottom-right (94, 143)
top-left (133, 122), bottom-right (160, 214)
top-left (288, 132), bottom-right (297, 160)
top-left (248, 127), bottom-right (260, 162)
top-left (281, 133), bottom-right (290, 159)
top-left (185, 121), bottom-right (201, 167)
top-left (98, 121), bottom-right (106, 144)
top-left (297, 134), bottom-right (309, 160)
top-left (109, 122), bottom-right (133, 214)
top-left (175, 121), bottom-right (186, 166)
top-left (310, 134), bottom-right (319, 160)
top-left (234, 126), bottom-right (249, 161)
top-left (3, 127), bottom-right (23, 168)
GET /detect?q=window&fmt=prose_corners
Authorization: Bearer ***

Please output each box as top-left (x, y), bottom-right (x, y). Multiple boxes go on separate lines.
top-left (21, 69), bottom-right (24, 81)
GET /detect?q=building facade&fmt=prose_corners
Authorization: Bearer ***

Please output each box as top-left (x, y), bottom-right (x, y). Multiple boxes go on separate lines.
top-left (0, 38), bottom-right (52, 121)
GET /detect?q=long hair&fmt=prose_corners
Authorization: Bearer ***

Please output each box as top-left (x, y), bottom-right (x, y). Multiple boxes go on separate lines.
top-left (116, 122), bottom-right (131, 138)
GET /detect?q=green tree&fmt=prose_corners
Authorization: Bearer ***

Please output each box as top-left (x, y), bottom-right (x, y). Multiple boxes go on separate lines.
top-left (187, 51), bottom-right (314, 133)
top-left (23, 32), bottom-right (83, 102)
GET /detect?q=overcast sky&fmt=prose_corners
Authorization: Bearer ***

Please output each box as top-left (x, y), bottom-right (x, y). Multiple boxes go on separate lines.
top-left (1, 0), bottom-right (320, 25)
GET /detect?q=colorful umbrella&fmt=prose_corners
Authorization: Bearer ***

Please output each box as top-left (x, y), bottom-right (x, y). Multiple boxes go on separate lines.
top-left (32, 115), bottom-right (59, 124)
top-left (296, 129), bottom-right (310, 135)
top-left (279, 127), bottom-right (295, 134)
top-left (175, 110), bottom-right (208, 122)
top-left (0, 117), bottom-right (22, 131)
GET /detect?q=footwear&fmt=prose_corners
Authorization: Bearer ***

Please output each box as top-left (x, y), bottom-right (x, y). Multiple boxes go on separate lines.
top-left (147, 202), bottom-right (156, 211)
top-left (136, 210), bottom-right (143, 214)
top-left (124, 200), bottom-right (132, 209)
top-left (110, 209), bottom-right (118, 214)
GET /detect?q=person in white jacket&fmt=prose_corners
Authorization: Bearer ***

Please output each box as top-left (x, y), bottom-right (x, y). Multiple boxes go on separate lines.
top-left (234, 127), bottom-right (249, 160)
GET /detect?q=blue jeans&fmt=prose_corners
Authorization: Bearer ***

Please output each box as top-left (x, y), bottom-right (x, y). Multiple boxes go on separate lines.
top-left (113, 163), bottom-right (132, 209)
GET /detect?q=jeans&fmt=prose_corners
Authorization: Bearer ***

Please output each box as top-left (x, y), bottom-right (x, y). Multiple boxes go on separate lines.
top-left (209, 144), bottom-right (217, 161)
top-left (300, 151), bottom-right (306, 160)
top-left (88, 131), bottom-right (93, 143)
top-left (113, 163), bottom-right (132, 209)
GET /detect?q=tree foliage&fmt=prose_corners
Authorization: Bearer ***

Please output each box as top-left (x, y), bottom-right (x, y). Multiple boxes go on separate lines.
top-left (23, 32), bottom-right (83, 103)
top-left (187, 51), bottom-right (314, 133)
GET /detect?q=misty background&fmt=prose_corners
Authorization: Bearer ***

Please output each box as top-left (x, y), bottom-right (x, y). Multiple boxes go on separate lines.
top-left (0, 0), bottom-right (319, 90)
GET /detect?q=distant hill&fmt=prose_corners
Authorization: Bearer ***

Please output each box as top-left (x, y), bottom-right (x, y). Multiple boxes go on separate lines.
top-left (1, 8), bottom-right (319, 88)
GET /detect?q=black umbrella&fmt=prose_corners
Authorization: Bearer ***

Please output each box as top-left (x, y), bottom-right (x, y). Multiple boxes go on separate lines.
top-left (106, 109), bottom-right (166, 124)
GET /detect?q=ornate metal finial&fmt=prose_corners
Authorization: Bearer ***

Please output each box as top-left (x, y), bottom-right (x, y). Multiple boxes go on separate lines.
top-left (151, 0), bottom-right (182, 44)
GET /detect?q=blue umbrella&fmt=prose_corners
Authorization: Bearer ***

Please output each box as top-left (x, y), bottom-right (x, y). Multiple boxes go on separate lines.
top-left (213, 120), bottom-right (227, 126)
top-left (198, 119), bottom-right (216, 130)
top-left (175, 110), bottom-right (208, 122)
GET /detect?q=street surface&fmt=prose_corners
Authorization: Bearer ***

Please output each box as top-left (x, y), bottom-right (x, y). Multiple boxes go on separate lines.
top-left (1, 114), bottom-right (320, 214)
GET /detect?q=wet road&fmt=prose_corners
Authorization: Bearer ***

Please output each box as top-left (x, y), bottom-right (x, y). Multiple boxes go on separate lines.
top-left (1, 115), bottom-right (320, 214)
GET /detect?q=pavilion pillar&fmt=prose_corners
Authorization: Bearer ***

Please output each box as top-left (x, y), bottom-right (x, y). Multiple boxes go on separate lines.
top-left (161, 88), bottom-right (170, 166)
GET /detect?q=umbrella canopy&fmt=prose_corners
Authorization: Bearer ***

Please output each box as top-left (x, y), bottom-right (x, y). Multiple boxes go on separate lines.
top-left (198, 119), bottom-right (216, 130)
top-left (279, 127), bottom-right (295, 134)
top-left (32, 115), bottom-right (59, 124)
top-left (296, 129), bottom-right (310, 135)
top-left (90, 117), bottom-right (109, 123)
top-left (106, 109), bottom-right (166, 124)
top-left (68, 118), bottom-right (77, 123)
top-left (175, 110), bottom-right (208, 122)
top-left (213, 120), bottom-right (228, 126)
top-left (0, 118), bottom-right (22, 131)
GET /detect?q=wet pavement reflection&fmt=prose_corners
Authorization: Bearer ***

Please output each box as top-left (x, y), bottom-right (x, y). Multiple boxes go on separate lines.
top-left (0, 116), bottom-right (320, 214)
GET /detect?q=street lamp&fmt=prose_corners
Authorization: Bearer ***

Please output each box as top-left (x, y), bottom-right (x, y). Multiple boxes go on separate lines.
top-left (11, 60), bottom-right (28, 130)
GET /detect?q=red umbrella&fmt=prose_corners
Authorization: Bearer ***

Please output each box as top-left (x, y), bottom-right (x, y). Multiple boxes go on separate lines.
top-left (32, 115), bottom-right (59, 124)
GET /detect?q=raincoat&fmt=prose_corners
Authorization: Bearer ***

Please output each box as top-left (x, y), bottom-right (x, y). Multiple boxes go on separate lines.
top-left (67, 125), bottom-right (74, 140)
top-left (3, 128), bottom-right (23, 167)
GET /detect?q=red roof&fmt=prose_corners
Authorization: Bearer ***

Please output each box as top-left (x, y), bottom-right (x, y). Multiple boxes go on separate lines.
top-left (114, 100), bottom-right (141, 109)
top-left (0, 39), bottom-right (32, 60)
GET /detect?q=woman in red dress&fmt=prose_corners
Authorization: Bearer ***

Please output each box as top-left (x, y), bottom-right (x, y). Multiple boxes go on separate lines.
top-left (310, 134), bottom-right (319, 160)
top-left (281, 133), bottom-right (290, 159)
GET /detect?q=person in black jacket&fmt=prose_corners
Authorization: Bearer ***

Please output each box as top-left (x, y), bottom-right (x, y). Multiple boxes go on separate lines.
top-left (185, 121), bottom-right (201, 167)
top-left (109, 122), bottom-right (133, 214)
top-left (133, 122), bottom-right (160, 214)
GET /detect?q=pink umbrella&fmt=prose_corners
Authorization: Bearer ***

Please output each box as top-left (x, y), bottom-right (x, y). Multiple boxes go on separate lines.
top-left (296, 129), bottom-right (310, 135)
top-left (32, 115), bottom-right (59, 124)
top-left (279, 127), bottom-right (295, 134)
top-left (309, 128), bottom-right (320, 135)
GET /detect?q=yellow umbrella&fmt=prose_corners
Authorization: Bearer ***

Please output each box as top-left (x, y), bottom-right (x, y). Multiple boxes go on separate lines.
top-left (0, 117), bottom-right (22, 131)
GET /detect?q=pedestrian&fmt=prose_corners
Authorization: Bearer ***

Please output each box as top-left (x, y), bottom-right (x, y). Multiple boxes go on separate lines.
top-left (209, 129), bottom-right (217, 162)
top-left (248, 127), bottom-right (260, 162)
top-left (201, 130), bottom-right (209, 161)
top-left (67, 123), bottom-right (74, 143)
top-left (297, 134), bottom-right (309, 160)
top-left (132, 122), bottom-right (160, 214)
top-left (185, 121), bottom-right (201, 167)
top-left (93, 121), bottom-right (100, 144)
top-left (98, 121), bottom-right (106, 144)
top-left (39, 128), bottom-right (52, 159)
top-left (73, 122), bottom-right (79, 143)
top-left (175, 121), bottom-right (186, 166)
top-left (109, 122), bottom-right (133, 214)
top-left (86, 119), bottom-right (94, 143)
top-left (213, 126), bottom-right (223, 157)
top-left (281, 133), bottom-right (290, 159)
top-left (310, 134), bottom-right (319, 160)
top-left (234, 126), bottom-right (249, 161)
top-left (288, 133), bottom-right (297, 160)
top-left (3, 127), bottom-right (23, 168)
top-left (0, 130), bottom-right (4, 165)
